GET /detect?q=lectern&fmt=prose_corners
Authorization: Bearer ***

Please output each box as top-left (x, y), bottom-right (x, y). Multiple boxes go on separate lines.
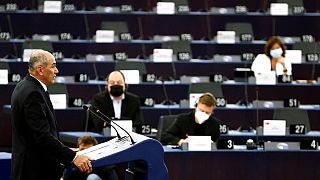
top-left (77, 132), bottom-right (168, 180)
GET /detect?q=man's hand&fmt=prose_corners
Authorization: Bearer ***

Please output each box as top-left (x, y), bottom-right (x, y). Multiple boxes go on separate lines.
top-left (73, 155), bottom-right (93, 173)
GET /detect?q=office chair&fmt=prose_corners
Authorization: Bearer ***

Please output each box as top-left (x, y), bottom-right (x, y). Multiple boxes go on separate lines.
top-left (189, 82), bottom-right (224, 98)
top-left (157, 115), bottom-right (178, 142)
top-left (101, 21), bottom-right (129, 37)
top-left (0, 62), bottom-right (10, 72)
top-left (273, 108), bottom-right (311, 133)
top-left (114, 61), bottom-right (147, 75)
top-left (162, 40), bottom-right (193, 60)
top-left (22, 40), bottom-right (54, 52)
top-left (162, 0), bottom-right (189, 7)
top-left (225, 22), bottom-right (254, 37)
top-left (292, 42), bottom-right (320, 55)
top-left (47, 83), bottom-right (69, 104)
top-left (276, 0), bottom-right (304, 9)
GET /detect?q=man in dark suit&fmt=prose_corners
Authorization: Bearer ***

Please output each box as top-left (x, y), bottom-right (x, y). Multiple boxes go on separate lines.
top-left (11, 50), bottom-right (93, 180)
top-left (161, 92), bottom-right (220, 145)
top-left (89, 70), bottom-right (143, 133)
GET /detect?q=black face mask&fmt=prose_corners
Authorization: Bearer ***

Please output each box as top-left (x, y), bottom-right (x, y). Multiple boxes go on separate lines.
top-left (110, 85), bottom-right (124, 97)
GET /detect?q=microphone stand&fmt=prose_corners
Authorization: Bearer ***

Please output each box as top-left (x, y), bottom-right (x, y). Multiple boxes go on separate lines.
top-left (92, 106), bottom-right (136, 145)
top-left (83, 105), bottom-right (122, 140)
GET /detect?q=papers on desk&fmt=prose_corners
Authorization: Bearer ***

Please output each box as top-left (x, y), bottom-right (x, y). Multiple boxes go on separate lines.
top-left (263, 120), bottom-right (286, 136)
top-left (188, 136), bottom-right (211, 151)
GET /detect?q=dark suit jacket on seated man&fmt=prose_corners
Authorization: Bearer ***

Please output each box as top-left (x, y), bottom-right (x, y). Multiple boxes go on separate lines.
top-left (11, 50), bottom-right (93, 180)
top-left (89, 70), bottom-right (143, 133)
top-left (161, 93), bottom-right (220, 146)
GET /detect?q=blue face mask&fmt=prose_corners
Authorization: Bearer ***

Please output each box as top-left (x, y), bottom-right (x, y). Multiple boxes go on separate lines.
top-left (270, 48), bottom-right (283, 58)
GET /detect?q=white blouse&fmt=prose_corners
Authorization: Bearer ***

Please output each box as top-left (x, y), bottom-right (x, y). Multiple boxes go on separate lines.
top-left (251, 54), bottom-right (292, 76)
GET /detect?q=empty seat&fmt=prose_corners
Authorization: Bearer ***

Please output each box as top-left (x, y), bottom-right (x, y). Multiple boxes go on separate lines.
top-left (225, 22), bottom-right (254, 37)
top-left (157, 115), bottom-right (178, 143)
top-left (189, 82), bottom-right (224, 98)
top-left (273, 108), bottom-right (311, 132)
top-left (22, 40), bottom-right (53, 52)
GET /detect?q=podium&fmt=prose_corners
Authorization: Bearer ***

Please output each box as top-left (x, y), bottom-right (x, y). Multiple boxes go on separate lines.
top-left (77, 132), bottom-right (168, 180)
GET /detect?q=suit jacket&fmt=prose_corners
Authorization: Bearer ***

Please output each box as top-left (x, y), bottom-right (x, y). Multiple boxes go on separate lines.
top-left (161, 111), bottom-right (220, 145)
top-left (89, 91), bottom-right (143, 133)
top-left (11, 74), bottom-right (75, 180)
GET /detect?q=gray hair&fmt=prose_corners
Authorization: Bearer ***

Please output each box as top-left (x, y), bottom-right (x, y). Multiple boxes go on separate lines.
top-left (28, 50), bottom-right (49, 72)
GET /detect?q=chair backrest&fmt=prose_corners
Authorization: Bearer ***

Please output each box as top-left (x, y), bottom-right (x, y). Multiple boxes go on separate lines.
top-left (162, 0), bottom-right (189, 7)
top-left (0, 62), bottom-right (10, 72)
top-left (273, 108), bottom-right (311, 132)
top-left (162, 41), bottom-right (192, 57)
top-left (47, 83), bottom-right (69, 102)
top-left (189, 82), bottom-right (224, 98)
top-left (276, 0), bottom-right (304, 8)
top-left (225, 22), bottom-right (254, 36)
top-left (292, 42), bottom-right (320, 55)
top-left (114, 61), bottom-right (147, 75)
top-left (101, 21), bottom-right (129, 36)
top-left (22, 40), bottom-right (54, 52)
top-left (157, 115), bottom-right (178, 142)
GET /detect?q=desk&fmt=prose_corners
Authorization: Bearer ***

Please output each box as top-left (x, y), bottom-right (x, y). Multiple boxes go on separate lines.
top-left (164, 148), bottom-right (320, 180)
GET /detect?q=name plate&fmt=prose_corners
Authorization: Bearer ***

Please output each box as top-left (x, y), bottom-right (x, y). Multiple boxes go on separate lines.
top-left (59, 33), bottom-right (72, 40)
top-left (263, 120), bottom-right (286, 136)
top-left (136, 124), bottom-right (152, 135)
top-left (49, 94), bottom-right (67, 109)
top-left (5, 3), bottom-right (18, 11)
top-left (111, 120), bottom-right (132, 137)
top-left (300, 139), bottom-right (318, 150)
top-left (119, 33), bottom-right (132, 41)
top-left (270, 3), bottom-right (288, 16)
top-left (216, 97), bottom-right (227, 107)
top-left (241, 53), bottom-right (255, 61)
top-left (180, 33), bottom-right (193, 41)
top-left (68, 97), bottom-right (84, 107)
top-left (156, 2), bottom-right (175, 14)
top-left (113, 52), bottom-right (128, 61)
top-left (142, 73), bottom-right (157, 82)
top-left (63, 4), bottom-right (76, 12)
top-left (0, 32), bottom-right (11, 40)
top-left (177, 52), bottom-right (191, 61)
top-left (301, 35), bottom-right (314, 43)
top-left (43, 1), bottom-right (62, 13)
top-left (140, 97), bottom-right (155, 107)
top-left (306, 53), bottom-right (319, 62)
top-left (289, 124), bottom-right (305, 134)
top-left (188, 136), bottom-right (211, 151)
top-left (8, 73), bottom-right (21, 83)
top-left (52, 51), bottom-right (64, 60)
top-left (219, 124), bottom-right (229, 134)
top-left (153, 49), bottom-right (173, 62)
top-left (120, 5), bottom-right (133, 12)
top-left (0, 69), bottom-right (8, 84)
top-left (235, 5), bottom-right (248, 14)
top-left (284, 98), bottom-right (299, 108)
top-left (240, 33), bottom-right (253, 42)
top-left (177, 5), bottom-right (189, 13)
top-left (217, 139), bottom-right (234, 149)
top-left (292, 6), bottom-right (305, 14)
top-left (210, 74), bottom-right (224, 83)
top-left (74, 73), bottom-right (89, 82)
top-left (217, 31), bottom-right (235, 44)
top-left (95, 30), bottom-right (114, 43)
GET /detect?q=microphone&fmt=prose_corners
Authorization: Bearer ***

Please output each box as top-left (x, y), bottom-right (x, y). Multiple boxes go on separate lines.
top-left (82, 105), bottom-right (122, 140)
top-left (91, 106), bottom-right (136, 145)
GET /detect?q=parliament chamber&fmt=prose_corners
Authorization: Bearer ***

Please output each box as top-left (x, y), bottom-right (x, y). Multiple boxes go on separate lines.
top-left (1, 0), bottom-right (320, 179)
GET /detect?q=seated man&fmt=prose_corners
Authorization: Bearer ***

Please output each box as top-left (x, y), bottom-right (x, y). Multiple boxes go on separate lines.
top-left (161, 92), bottom-right (220, 146)
top-left (64, 136), bottom-right (118, 180)
top-left (89, 70), bottom-right (144, 133)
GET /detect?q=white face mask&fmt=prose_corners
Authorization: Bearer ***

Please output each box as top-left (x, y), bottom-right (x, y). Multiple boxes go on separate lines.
top-left (270, 48), bottom-right (283, 58)
top-left (195, 111), bottom-right (210, 124)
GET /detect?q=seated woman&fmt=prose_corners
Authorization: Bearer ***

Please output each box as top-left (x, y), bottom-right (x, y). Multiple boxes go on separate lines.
top-left (251, 36), bottom-right (292, 76)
